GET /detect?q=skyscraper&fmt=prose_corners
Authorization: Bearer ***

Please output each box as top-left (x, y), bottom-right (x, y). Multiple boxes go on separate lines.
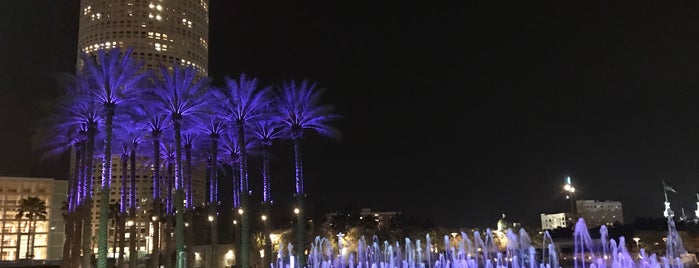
top-left (78, 0), bottom-right (209, 76)
top-left (75, 0), bottom-right (209, 259)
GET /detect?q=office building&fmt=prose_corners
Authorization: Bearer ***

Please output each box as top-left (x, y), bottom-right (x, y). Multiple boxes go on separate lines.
top-left (0, 177), bottom-right (67, 261)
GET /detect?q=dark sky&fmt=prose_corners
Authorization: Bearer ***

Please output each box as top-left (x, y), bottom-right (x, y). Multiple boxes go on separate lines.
top-left (3, 1), bottom-right (699, 228)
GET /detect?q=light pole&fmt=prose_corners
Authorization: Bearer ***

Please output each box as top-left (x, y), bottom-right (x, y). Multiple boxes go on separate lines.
top-left (563, 176), bottom-right (577, 215)
top-left (633, 237), bottom-right (640, 251)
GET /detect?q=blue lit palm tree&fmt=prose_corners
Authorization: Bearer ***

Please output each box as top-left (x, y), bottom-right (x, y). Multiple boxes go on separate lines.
top-left (80, 47), bottom-right (148, 268)
top-left (114, 115), bottom-right (145, 268)
top-left (140, 111), bottom-right (168, 268)
top-left (220, 73), bottom-right (270, 268)
top-left (274, 80), bottom-right (339, 268)
top-left (192, 109), bottom-right (226, 268)
top-left (32, 94), bottom-right (90, 268)
top-left (46, 73), bottom-right (103, 268)
top-left (146, 64), bottom-right (210, 268)
top-left (250, 117), bottom-right (282, 268)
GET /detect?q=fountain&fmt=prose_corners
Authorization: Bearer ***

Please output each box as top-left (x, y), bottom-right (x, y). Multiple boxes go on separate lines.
top-left (270, 218), bottom-right (696, 268)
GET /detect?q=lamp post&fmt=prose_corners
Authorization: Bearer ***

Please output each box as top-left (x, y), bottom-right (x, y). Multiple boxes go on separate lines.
top-left (563, 176), bottom-right (576, 215)
top-left (633, 237), bottom-right (641, 250)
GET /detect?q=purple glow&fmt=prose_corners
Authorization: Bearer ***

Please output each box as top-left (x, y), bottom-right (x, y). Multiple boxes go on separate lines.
top-left (120, 151), bottom-right (128, 213)
top-left (273, 80), bottom-right (339, 195)
top-left (129, 143), bottom-right (137, 210)
top-left (252, 119), bottom-right (281, 204)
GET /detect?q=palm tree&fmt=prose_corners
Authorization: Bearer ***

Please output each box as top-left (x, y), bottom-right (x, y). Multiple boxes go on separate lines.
top-left (274, 80), bottom-right (339, 268)
top-left (15, 197), bottom-right (48, 260)
top-left (114, 114), bottom-right (144, 268)
top-left (32, 111), bottom-right (84, 268)
top-left (192, 106), bottom-right (226, 268)
top-left (140, 111), bottom-right (168, 268)
top-left (36, 72), bottom-right (103, 268)
top-left (80, 46), bottom-right (148, 268)
top-left (147, 64), bottom-right (209, 267)
top-left (182, 132), bottom-right (198, 268)
top-left (250, 118), bottom-right (282, 268)
top-left (220, 73), bottom-right (271, 268)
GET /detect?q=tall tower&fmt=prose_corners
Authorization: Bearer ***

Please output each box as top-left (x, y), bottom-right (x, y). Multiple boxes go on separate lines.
top-left (78, 0), bottom-right (209, 76)
top-left (76, 0), bottom-right (209, 259)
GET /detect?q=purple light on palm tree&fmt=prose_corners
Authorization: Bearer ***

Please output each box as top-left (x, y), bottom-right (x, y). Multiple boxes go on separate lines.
top-left (221, 74), bottom-right (270, 193)
top-left (251, 118), bottom-right (282, 204)
top-left (274, 80), bottom-right (340, 194)
top-left (198, 120), bottom-right (225, 204)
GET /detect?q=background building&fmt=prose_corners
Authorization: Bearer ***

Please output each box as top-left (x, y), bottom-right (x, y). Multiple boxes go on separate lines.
top-left (540, 212), bottom-right (573, 230)
top-left (576, 200), bottom-right (623, 227)
top-left (0, 177), bottom-right (67, 261)
top-left (78, 0), bottom-right (209, 76)
top-left (76, 0), bottom-right (210, 259)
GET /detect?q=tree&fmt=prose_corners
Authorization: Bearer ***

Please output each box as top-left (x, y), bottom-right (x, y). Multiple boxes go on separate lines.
top-left (80, 47), bottom-right (148, 268)
top-left (273, 80), bottom-right (339, 268)
top-left (250, 117), bottom-right (282, 268)
top-left (146, 64), bottom-right (210, 268)
top-left (220, 73), bottom-right (271, 268)
top-left (15, 197), bottom-right (48, 260)
top-left (34, 73), bottom-right (103, 268)
top-left (193, 110), bottom-right (226, 268)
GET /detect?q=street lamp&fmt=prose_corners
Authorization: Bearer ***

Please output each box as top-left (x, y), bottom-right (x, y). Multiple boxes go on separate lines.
top-left (208, 215), bottom-right (214, 222)
top-left (633, 237), bottom-right (641, 250)
top-left (293, 208), bottom-right (300, 215)
top-left (563, 176), bottom-right (577, 215)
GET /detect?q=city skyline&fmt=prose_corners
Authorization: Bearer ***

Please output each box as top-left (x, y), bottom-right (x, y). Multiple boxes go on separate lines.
top-left (3, 1), bottom-right (699, 228)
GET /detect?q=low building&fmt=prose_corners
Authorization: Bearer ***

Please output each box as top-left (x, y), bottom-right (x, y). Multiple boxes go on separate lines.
top-left (358, 208), bottom-right (401, 230)
top-left (540, 212), bottom-right (574, 230)
top-left (576, 200), bottom-right (623, 227)
top-left (0, 176), bottom-right (67, 261)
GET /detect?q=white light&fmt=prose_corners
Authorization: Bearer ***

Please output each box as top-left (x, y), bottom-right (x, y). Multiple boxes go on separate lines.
top-left (156, 15), bottom-right (162, 21)
top-left (149, 3), bottom-right (155, 8)
top-left (233, 220), bottom-right (237, 225)
top-left (238, 208), bottom-right (244, 215)
top-left (156, 4), bottom-right (162, 11)
top-left (208, 215), bottom-right (214, 222)
top-left (261, 215), bottom-right (267, 221)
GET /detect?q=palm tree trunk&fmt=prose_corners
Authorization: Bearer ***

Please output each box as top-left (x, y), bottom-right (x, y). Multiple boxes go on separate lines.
top-left (237, 123), bottom-right (250, 268)
top-left (113, 218), bottom-right (118, 261)
top-left (209, 135), bottom-right (219, 268)
top-left (293, 137), bottom-right (306, 268)
top-left (98, 103), bottom-right (116, 268)
top-left (62, 213), bottom-right (74, 268)
top-left (185, 143), bottom-right (194, 268)
top-left (164, 163), bottom-right (173, 268)
top-left (232, 161), bottom-right (240, 268)
top-left (119, 216), bottom-right (125, 267)
top-left (82, 123), bottom-right (96, 268)
top-left (26, 219), bottom-right (32, 259)
top-left (119, 154), bottom-right (128, 267)
top-left (261, 143), bottom-right (272, 268)
top-left (129, 146), bottom-right (138, 268)
top-left (15, 219), bottom-right (22, 260)
top-left (173, 118), bottom-right (186, 268)
top-left (71, 214), bottom-right (83, 267)
top-left (151, 132), bottom-right (161, 268)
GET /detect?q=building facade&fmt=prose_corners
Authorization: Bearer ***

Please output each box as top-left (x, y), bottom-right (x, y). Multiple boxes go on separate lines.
top-left (0, 177), bottom-right (67, 261)
top-left (76, 0), bottom-right (210, 259)
top-left (576, 200), bottom-right (623, 227)
top-left (540, 212), bottom-right (573, 230)
top-left (78, 0), bottom-right (209, 76)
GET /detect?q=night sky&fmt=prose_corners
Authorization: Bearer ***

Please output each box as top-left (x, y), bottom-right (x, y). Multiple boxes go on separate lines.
top-left (2, 1), bottom-right (699, 228)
